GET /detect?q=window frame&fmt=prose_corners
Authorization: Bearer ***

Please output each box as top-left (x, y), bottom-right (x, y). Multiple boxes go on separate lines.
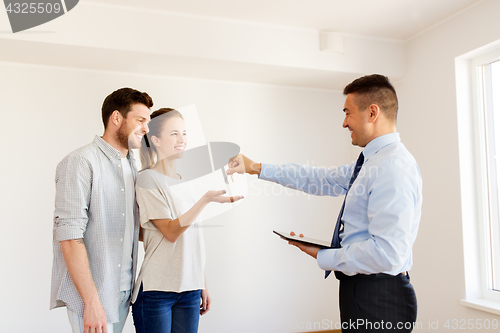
top-left (456, 42), bottom-right (500, 315)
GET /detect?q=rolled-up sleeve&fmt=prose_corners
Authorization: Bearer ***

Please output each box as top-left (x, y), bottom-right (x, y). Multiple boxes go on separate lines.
top-left (53, 156), bottom-right (92, 242)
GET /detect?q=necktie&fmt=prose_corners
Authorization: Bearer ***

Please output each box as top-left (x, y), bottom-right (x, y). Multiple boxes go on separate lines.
top-left (325, 152), bottom-right (364, 278)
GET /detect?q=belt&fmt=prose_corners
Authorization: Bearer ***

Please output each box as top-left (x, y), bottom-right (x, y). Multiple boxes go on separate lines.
top-left (334, 271), bottom-right (408, 280)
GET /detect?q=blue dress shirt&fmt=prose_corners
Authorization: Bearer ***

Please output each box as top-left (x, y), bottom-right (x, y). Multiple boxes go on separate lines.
top-left (259, 132), bottom-right (422, 276)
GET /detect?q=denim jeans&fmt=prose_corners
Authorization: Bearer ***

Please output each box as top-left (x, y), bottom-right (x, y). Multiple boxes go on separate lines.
top-left (67, 289), bottom-right (131, 333)
top-left (132, 284), bottom-right (201, 333)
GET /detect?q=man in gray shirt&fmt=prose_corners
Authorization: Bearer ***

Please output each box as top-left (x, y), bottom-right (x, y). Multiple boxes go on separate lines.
top-left (51, 88), bottom-right (153, 333)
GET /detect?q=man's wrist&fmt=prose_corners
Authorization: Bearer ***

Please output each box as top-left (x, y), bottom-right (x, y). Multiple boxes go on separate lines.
top-left (82, 291), bottom-right (102, 306)
top-left (248, 162), bottom-right (261, 175)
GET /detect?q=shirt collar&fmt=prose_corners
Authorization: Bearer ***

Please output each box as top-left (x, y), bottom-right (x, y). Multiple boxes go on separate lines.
top-left (94, 135), bottom-right (124, 160)
top-left (362, 132), bottom-right (400, 160)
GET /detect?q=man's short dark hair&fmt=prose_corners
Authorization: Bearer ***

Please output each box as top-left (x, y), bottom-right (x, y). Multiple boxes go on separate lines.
top-left (101, 88), bottom-right (154, 128)
top-left (343, 74), bottom-right (398, 121)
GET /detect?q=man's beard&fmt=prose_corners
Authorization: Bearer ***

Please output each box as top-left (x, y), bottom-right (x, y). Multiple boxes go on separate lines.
top-left (116, 122), bottom-right (131, 150)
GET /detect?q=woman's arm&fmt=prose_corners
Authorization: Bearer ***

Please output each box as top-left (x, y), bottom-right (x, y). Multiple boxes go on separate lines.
top-left (151, 190), bottom-right (243, 242)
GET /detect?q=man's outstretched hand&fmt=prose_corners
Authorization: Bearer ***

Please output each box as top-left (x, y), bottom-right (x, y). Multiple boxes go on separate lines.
top-left (227, 154), bottom-right (261, 176)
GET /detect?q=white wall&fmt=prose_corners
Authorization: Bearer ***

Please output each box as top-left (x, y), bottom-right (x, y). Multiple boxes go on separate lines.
top-left (3, 1), bottom-right (500, 332)
top-left (395, 0), bottom-right (500, 330)
top-left (0, 62), bottom-right (349, 332)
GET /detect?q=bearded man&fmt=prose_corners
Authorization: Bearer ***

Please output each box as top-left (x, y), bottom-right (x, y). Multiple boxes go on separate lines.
top-left (50, 88), bottom-right (153, 333)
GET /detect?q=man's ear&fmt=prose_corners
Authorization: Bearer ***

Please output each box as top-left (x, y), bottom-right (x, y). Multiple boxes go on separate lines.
top-left (368, 104), bottom-right (380, 123)
top-left (110, 110), bottom-right (123, 128)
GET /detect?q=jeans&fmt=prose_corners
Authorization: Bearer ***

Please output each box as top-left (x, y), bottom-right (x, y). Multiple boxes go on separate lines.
top-left (132, 284), bottom-right (201, 333)
top-left (67, 289), bottom-right (131, 333)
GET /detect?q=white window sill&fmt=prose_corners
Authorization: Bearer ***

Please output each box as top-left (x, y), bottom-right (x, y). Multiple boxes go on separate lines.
top-left (460, 299), bottom-right (500, 316)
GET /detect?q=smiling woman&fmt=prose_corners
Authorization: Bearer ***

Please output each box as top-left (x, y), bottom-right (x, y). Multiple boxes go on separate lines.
top-left (131, 108), bottom-right (243, 333)
top-left (139, 108), bottom-right (184, 171)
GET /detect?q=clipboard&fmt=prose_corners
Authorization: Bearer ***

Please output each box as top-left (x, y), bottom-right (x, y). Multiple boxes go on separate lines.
top-left (273, 230), bottom-right (331, 249)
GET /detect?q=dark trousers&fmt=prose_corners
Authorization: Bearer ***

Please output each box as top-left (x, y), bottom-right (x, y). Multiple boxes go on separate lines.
top-left (335, 271), bottom-right (417, 333)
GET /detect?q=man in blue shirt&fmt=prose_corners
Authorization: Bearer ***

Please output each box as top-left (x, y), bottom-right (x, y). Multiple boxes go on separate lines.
top-left (227, 74), bottom-right (422, 332)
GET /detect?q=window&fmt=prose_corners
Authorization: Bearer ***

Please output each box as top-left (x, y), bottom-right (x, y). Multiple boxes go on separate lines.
top-left (478, 55), bottom-right (500, 293)
top-left (456, 43), bottom-right (500, 315)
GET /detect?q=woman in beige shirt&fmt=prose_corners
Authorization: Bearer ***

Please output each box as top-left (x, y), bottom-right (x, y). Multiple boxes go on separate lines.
top-left (132, 108), bottom-right (242, 333)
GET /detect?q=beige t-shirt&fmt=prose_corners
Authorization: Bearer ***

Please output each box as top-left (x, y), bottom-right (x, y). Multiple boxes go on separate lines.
top-left (132, 169), bottom-right (206, 303)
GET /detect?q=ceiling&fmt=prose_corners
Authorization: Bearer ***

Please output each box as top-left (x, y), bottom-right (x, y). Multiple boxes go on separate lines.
top-left (0, 0), bottom-right (486, 90)
top-left (93, 0), bottom-right (484, 40)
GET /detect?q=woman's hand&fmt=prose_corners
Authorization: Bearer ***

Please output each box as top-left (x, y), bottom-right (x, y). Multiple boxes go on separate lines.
top-left (200, 288), bottom-right (211, 315)
top-left (203, 190), bottom-right (244, 204)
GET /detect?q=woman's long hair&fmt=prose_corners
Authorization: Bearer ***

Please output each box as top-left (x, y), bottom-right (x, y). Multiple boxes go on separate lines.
top-left (139, 108), bottom-right (183, 170)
